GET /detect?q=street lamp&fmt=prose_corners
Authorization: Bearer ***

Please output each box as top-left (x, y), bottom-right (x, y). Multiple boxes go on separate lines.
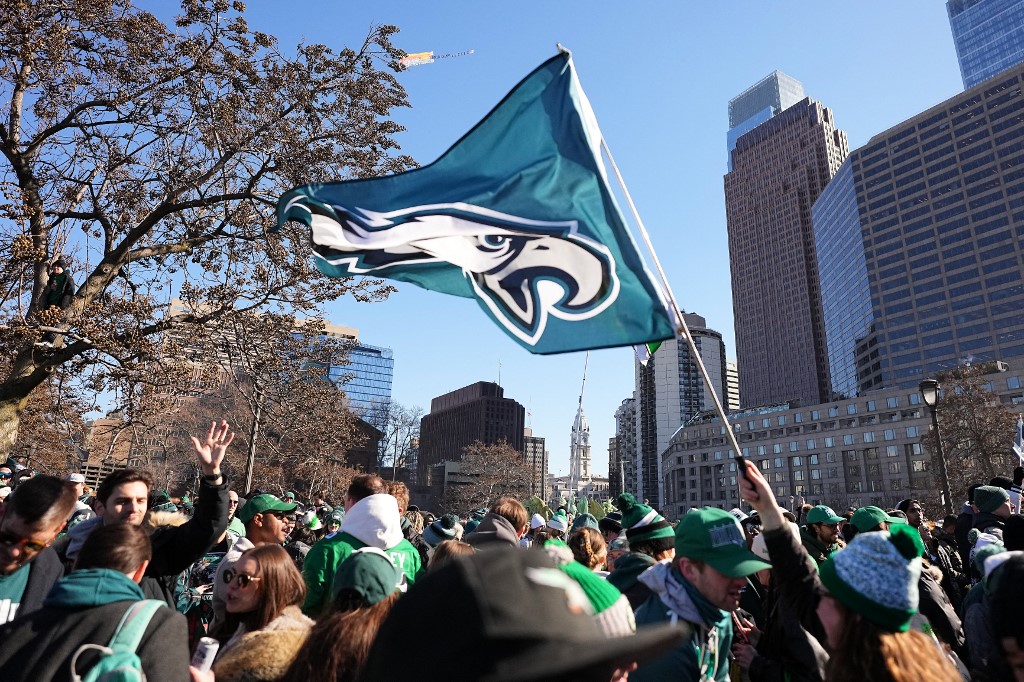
top-left (919, 379), bottom-right (954, 515)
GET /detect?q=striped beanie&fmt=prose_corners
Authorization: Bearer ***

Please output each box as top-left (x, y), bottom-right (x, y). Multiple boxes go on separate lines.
top-left (617, 493), bottom-right (674, 545)
top-left (544, 539), bottom-right (635, 637)
top-left (423, 513), bottom-right (460, 547)
top-left (819, 524), bottom-right (923, 632)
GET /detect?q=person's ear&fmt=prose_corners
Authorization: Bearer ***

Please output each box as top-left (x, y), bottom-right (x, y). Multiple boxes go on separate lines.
top-left (130, 559), bottom-right (150, 584)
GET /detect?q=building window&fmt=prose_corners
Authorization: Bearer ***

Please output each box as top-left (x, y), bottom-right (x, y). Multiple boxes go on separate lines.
top-left (864, 431), bottom-right (876, 443)
top-left (829, 406), bottom-right (839, 417)
top-left (867, 400), bottom-right (877, 411)
top-left (889, 462), bottom-right (902, 474)
top-left (824, 437), bottom-right (836, 447)
top-left (757, 445), bottom-right (767, 456)
top-left (811, 410), bottom-right (821, 420)
top-left (809, 454), bottom-right (819, 465)
top-left (887, 445), bottom-right (900, 457)
top-left (795, 412), bottom-right (804, 423)
top-left (847, 404), bottom-right (857, 415)
top-left (912, 460), bottom-right (930, 472)
top-left (773, 444), bottom-right (783, 454)
top-left (810, 468), bottom-right (821, 480)
top-left (884, 429), bottom-right (897, 441)
top-left (825, 452), bottom-right (836, 462)
top-left (909, 393), bottom-right (921, 405)
top-left (844, 434), bottom-right (855, 445)
top-left (1009, 376), bottom-right (1022, 390)
top-left (891, 478), bottom-right (904, 490)
top-left (887, 397), bottom-right (899, 408)
top-left (906, 426), bottom-right (919, 438)
top-left (760, 460), bottom-right (771, 471)
top-left (806, 439), bottom-right (816, 449)
top-left (774, 458), bottom-right (784, 468)
top-left (790, 441), bottom-right (799, 452)
top-left (778, 415), bottom-right (787, 426)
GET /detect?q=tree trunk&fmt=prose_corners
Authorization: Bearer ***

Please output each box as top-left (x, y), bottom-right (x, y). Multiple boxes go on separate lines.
top-left (0, 394), bottom-right (30, 458)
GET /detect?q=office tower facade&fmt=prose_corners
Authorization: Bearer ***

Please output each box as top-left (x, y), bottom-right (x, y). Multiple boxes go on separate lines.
top-left (726, 71), bottom-right (805, 169)
top-left (612, 397), bottom-right (637, 498)
top-left (726, 360), bottom-right (741, 411)
top-left (662, 360), bottom-right (1023, 519)
top-left (523, 428), bottom-right (548, 500)
top-left (948, 0), bottom-right (1024, 89)
top-left (725, 96), bottom-right (849, 408)
top-left (332, 342), bottom-right (394, 414)
top-left (814, 65), bottom-right (1024, 397)
top-left (417, 381), bottom-right (525, 480)
top-left (634, 312), bottom-right (727, 507)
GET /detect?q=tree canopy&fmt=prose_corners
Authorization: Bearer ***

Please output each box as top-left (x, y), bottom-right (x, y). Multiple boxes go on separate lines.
top-left (0, 0), bottom-right (415, 454)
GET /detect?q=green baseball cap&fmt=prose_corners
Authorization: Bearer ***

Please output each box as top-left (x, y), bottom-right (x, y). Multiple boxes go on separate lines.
top-left (806, 505), bottom-right (844, 525)
top-left (851, 506), bottom-right (905, 533)
top-left (675, 508), bottom-right (771, 578)
top-left (236, 493), bottom-right (297, 524)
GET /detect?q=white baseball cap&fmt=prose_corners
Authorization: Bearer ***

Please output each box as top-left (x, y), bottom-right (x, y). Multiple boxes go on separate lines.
top-left (66, 473), bottom-right (86, 483)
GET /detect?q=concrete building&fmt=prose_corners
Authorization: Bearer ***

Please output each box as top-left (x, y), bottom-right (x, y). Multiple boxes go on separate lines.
top-left (725, 94), bottom-right (849, 408)
top-left (417, 381), bottom-right (525, 482)
top-left (611, 397), bottom-right (637, 499)
top-left (812, 63), bottom-right (1024, 398)
top-left (948, 0), bottom-right (1024, 89)
top-left (523, 427), bottom-right (548, 500)
top-left (662, 361), bottom-right (1024, 520)
top-left (726, 360), bottom-right (741, 412)
top-left (634, 312), bottom-right (727, 508)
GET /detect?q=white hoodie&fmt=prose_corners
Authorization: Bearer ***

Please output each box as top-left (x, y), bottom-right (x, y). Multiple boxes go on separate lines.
top-left (337, 494), bottom-right (404, 549)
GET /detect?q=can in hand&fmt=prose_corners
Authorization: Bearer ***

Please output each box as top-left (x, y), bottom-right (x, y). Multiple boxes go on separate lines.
top-left (191, 637), bottom-right (219, 672)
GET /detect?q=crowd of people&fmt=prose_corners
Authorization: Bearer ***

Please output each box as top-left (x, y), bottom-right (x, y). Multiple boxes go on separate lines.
top-left (0, 418), bottom-right (1021, 681)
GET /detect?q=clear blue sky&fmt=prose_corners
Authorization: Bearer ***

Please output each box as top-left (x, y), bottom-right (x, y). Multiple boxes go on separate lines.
top-left (228, 1), bottom-right (963, 476)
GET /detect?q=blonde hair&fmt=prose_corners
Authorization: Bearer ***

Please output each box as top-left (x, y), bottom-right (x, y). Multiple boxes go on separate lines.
top-left (568, 527), bottom-right (607, 571)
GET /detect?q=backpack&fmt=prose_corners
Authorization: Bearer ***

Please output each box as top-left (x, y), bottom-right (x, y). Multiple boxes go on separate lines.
top-left (70, 599), bottom-right (165, 682)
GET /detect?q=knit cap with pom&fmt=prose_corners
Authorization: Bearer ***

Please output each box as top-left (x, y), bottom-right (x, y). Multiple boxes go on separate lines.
top-left (423, 513), bottom-right (460, 547)
top-left (547, 509), bottom-right (569, 533)
top-left (819, 524), bottom-right (924, 632)
top-left (616, 493), bottom-right (674, 545)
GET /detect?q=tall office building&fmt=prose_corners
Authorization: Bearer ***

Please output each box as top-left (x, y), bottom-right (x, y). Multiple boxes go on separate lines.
top-left (611, 397), bottom-right (637, 499)
top-left (417, 381), bottom-right (525, 481)
top-left (948, 0), bottom-right (1024, 89)
top-left (813, 64), bottom-right (1024, 396)
top-left (634, 312), bottom-right (727, 507)
top-left (523, 428), bottom-right (548, 500)
top-left (726, 71), bottom-right (805, 169)
top-left (725, 94), bottom-right (849, 408)
top-left (331, 342), bottom-right (394, 414)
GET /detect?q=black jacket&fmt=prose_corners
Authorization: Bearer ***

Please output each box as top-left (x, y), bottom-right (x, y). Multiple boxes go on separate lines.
top-left (750, 527), bottom-right (829, 682)
top-left (0, 570), bottom-right (189, 682)
top-left (53, 476), bottom-right (230, 604)
top-left (17, 547), bottom-right (65, 620)
top-left (919, 562), bottom-right (966, 656)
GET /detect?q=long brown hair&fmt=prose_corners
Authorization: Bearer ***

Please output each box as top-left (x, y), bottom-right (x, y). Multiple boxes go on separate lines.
top-left (568, 527), bottom-right (607, 570)
top-left (281, 592), bottom-right (399, 682)
top-left (826, 610), bottom-right (961, 682)
top-left (239, 544), bottom-right (306, 631)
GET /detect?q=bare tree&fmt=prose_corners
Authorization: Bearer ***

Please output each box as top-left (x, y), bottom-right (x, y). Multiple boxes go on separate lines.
top-left (0, 0), bottom-right (414, 454)
top-left (441, 440), bottom-right (532, 514)
top-left (365, 400), bottom-right (422, 476)
top-left (922, 365), bottom-right (1019, 509)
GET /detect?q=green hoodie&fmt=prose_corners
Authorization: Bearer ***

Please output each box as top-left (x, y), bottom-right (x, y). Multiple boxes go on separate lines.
top-left (44, 568), bottom-right (145, 608)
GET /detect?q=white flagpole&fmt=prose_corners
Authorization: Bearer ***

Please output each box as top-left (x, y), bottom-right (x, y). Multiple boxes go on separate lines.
top-left (600, 138), bottom-right (749, 481)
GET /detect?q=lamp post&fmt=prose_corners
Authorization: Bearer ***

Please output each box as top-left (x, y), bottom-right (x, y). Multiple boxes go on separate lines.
top-left (919, 379), bottom-right (954, 516)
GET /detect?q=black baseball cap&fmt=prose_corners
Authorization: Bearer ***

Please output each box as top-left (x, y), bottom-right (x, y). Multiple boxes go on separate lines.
top-left (362, 548), bottom-right (686, 681)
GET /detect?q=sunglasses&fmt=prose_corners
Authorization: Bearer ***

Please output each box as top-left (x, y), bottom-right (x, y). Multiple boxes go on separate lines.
top-left (222, 568), bottom-right (262, 589)
top-left (0, 528), bottom-right (50, 557)
top-left (0, 473), bottom-right (11, 479)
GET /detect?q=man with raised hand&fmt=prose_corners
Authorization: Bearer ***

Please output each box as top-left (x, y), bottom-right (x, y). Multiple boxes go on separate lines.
top-left (53, 421), bottom-right (233, 604)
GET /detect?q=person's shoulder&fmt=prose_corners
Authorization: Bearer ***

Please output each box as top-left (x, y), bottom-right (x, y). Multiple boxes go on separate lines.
top-left (633, 592), bottom-right (672, 626)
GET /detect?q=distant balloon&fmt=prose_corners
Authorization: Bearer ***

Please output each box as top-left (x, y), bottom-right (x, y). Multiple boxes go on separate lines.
top-left (400, 49), bottom-right (475, 68)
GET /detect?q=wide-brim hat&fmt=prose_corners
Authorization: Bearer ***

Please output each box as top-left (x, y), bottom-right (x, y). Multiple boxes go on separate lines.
top-left (361, 547), bottom-right (687, 681)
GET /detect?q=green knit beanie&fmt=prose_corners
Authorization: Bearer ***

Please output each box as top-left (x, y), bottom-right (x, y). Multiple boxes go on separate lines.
top-left (819, 524), bottom-right (923, 632)
top-left (616, 493), bottom-right (674, 544)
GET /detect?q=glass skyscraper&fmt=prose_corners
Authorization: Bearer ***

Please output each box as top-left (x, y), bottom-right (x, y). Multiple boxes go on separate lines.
top-left (726, 71), bottom-right (805, 169)
top-left (328, 342), bottom-right (394, 413)
top-left (948, 0), bottom-right (1024, 89)
top-left (813, 64), bottom-right (1024, 396)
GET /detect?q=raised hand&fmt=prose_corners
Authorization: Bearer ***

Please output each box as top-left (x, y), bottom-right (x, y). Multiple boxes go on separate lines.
top-left (190, 420), bottom-right (234, 477)
top-left (738, 460), bottom-right (785, 530)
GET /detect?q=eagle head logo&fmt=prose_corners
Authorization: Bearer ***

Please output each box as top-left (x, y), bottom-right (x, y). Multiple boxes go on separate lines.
top-left (283, 198), bottom-right (620, 347)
